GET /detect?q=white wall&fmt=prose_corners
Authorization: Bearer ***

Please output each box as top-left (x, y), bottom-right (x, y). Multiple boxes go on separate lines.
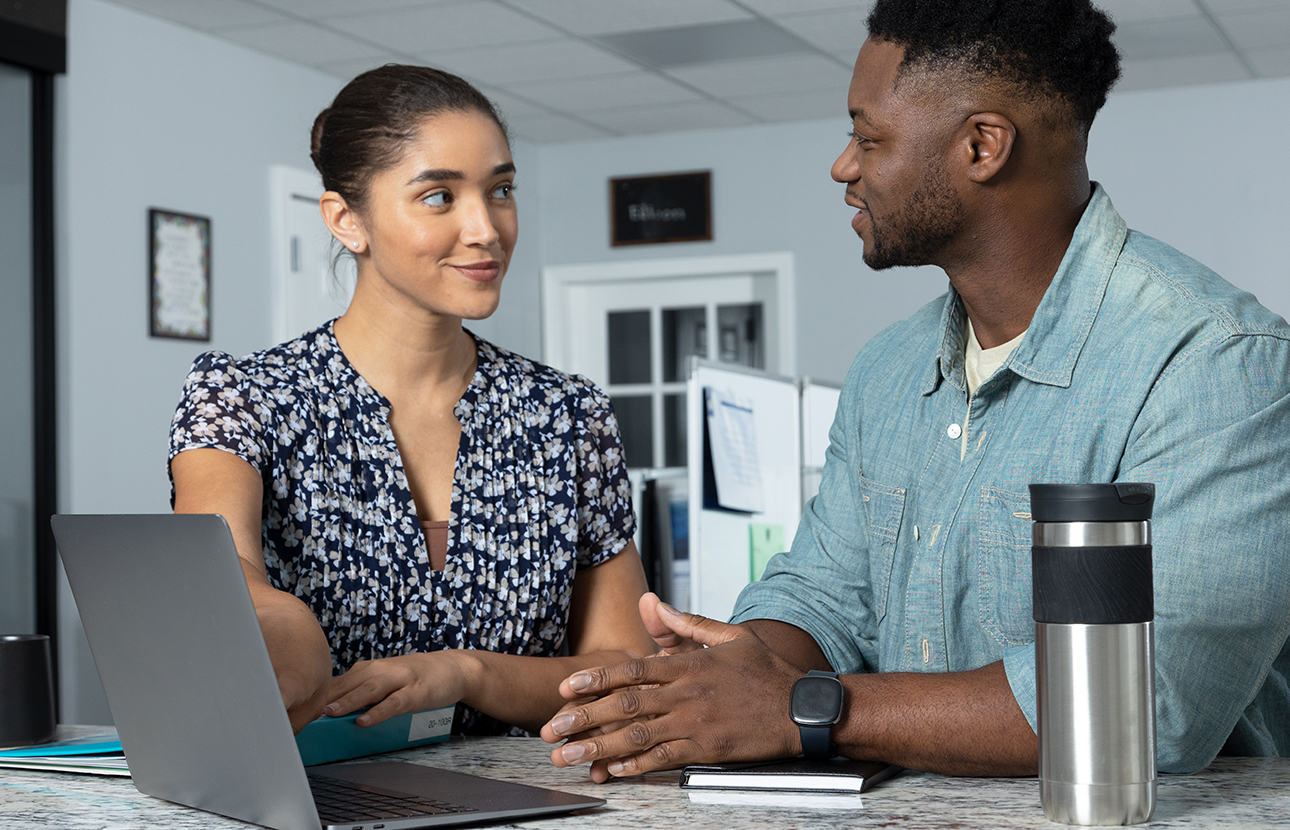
top-left (1089, 75), bottom-right (1290, 320)
top-left (527, 119), bottom-right (943, 384)
top-left (56, 0), bottom-right (343, 723)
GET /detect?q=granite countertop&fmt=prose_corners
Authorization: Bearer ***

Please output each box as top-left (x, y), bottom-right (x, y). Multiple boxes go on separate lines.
top-left (3, 732), bottom-right (1290, 829)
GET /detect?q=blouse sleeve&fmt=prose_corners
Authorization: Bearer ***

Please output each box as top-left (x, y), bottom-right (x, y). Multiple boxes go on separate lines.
top-left (573, 381), bottom-right (636, 568)
top-left (168, 351), bottom-right (273, 475)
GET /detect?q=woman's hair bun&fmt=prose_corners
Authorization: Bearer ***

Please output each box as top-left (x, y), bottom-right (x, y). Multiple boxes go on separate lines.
top-left (309, 107), bottom-right (331, 177)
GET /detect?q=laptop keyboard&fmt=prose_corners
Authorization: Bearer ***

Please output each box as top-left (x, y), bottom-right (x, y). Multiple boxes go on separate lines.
top-left (308, 772), bottom-right (478, 824)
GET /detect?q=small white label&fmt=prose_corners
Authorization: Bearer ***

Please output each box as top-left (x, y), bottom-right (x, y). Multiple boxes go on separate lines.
top-left (408, 709), bottom-right (454, 742)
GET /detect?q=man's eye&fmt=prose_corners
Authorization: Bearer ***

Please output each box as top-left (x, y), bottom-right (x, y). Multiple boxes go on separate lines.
top-left (423, 191), bottom-right (450, 207)
top-left (491, 183), bottom-right (514, 199)
top-left (847, 130), bottom-right (873, 146)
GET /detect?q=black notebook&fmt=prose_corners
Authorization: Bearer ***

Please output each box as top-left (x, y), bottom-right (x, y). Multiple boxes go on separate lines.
top-left (680, 757), bottom-right (899, 794)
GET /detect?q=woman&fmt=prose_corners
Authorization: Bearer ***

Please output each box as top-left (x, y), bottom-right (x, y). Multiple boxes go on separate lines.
top-left (169, 65), bottom-right (654, 736)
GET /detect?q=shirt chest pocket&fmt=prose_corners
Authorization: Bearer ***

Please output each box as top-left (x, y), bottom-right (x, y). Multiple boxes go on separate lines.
top-left (859, 474), bottom-right (906, 624)
top-left (976, 486), bottom-right (1034, 647)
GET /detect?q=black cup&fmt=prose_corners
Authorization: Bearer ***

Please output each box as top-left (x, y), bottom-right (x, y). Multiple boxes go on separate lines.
top-left (0, 634), bottom-right (57, 746)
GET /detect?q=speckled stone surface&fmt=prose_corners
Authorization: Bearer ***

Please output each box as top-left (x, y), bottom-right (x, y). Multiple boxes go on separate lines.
top-left (3, 732), bottom-right (1289, 829)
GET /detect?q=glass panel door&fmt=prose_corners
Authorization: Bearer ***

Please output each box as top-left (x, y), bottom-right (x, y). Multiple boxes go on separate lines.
top-left (569, 273), bottom-right (775, 470)
top-left (0, 62), bottom-right (35, 635)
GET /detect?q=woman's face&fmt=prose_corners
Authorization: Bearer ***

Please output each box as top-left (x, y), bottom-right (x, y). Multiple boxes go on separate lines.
top-left (354, 110), bottom-right (517, 322)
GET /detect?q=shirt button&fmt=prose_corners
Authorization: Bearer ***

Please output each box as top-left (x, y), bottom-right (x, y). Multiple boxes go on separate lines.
top-left (947, 423), bottom-right (962, 439)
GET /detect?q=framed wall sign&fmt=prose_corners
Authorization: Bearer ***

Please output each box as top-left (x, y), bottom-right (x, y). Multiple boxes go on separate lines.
top-left (611, 170), bottom-right (711, 246)
top-left (149, 208), bottom-right (211, 341)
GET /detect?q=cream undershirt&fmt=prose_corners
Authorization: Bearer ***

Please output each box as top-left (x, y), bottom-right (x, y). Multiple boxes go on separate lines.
top-left (961, 320), bottom-right (1027, 458)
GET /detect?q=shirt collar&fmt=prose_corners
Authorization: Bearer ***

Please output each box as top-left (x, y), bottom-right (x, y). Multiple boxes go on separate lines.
top-left (924, 183), bottom-right (1128, 395)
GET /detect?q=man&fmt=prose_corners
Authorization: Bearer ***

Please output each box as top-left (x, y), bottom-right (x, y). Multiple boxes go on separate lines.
top-left (542, 0), bottom-right (1290, 780)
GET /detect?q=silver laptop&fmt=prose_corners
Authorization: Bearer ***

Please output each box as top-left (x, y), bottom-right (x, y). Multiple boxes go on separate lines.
top-left (52, 513), bottom-right (605, 830)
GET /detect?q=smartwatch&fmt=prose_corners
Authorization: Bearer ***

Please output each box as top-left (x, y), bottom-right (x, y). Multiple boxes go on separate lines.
top-left (790, 670), bottom-right (844, 759)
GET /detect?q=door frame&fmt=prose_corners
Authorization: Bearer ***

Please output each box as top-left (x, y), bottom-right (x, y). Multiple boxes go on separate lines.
top-left (540, 251), bottom-right (796, 376)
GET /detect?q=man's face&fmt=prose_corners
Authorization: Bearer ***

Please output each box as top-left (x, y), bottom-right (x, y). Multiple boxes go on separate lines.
top-left (831, 38), bottom-right (966, 271)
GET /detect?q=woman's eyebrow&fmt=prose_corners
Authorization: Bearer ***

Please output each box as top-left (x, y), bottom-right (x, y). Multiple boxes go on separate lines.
top-left (407, 168), bottom-right (463, 185)
top-left (406, 162), bottom-right (515, 186)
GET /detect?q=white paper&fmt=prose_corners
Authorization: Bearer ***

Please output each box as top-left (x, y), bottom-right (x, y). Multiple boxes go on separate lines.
top-left (705, 387), bottom-right (764, 513)
top-left (687, 790), bottom-right (865, 810)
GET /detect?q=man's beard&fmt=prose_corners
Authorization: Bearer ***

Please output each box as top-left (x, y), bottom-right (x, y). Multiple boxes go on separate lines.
top-left (862, 163), bottom-right (965, 271)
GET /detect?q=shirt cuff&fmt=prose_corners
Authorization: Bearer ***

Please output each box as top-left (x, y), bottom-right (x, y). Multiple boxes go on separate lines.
top-left (1002, 642), bottom-right (1039, 735)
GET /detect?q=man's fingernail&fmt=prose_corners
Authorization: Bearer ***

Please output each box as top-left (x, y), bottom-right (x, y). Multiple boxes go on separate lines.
top-left (658, 601), bottom-right (679, 615)
top-left (561, 743), bottom-right (585, 764)
top-left (607, 761), bottom-right (624, 776)
top-left (551, 713), bottom-right (574, 735)
top-left (568, 672), bottom-right (592, 692)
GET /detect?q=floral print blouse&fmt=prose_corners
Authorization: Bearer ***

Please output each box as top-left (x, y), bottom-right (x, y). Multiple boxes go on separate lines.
top-left (168, 322), bottom-right (634, 734)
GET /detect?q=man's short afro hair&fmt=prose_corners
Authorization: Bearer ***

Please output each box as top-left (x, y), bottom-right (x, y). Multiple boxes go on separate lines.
top-left (866, 0), bottom-right (1121, 130)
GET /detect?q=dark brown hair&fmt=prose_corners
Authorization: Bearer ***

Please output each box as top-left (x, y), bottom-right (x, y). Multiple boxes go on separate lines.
top-left (310, 64), bottom-right (509, 212)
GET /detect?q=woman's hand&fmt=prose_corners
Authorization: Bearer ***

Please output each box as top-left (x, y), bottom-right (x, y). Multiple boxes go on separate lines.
top-left (325, 651), bottom-right (477, 727)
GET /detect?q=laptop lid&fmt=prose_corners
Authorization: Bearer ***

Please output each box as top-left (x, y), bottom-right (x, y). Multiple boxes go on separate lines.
top-left (52, 514), bottom-right (603, 830)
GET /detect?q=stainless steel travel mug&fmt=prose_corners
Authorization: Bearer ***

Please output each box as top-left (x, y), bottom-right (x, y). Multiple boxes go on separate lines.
top-left (1031, 483), bottom-right (1156, 826)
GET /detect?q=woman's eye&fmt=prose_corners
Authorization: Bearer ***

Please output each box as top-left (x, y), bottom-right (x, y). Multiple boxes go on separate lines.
top-left (423, 191), bottom-right (450, 207)
top-left (491, 183), bottom-right (514, 200)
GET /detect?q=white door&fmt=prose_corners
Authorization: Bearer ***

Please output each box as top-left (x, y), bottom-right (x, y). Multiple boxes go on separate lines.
top-left (543, 253), bottom-right (794, 471)
top-left (270, 166), bottom-right (354, 344)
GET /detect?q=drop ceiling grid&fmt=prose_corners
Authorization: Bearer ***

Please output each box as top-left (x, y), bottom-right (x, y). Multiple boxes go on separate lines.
top-left (98, 0), bottom-right (1290, 142)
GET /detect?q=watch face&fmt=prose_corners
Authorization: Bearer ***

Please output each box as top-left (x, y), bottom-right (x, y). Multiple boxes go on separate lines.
top-left (791, 675), bottom-right (843, 726)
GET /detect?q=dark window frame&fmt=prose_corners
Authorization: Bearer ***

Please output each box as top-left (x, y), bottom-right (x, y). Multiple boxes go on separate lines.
top-left (4, 10), bottom-right (65, 712)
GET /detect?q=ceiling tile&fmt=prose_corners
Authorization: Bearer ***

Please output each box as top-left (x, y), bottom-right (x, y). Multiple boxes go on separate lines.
top-left (217, 22), bottom-right (389, 67)
top-left (1244, 46), bottom-right (1290, 77)
top-left (427, 40), bottom-right (640, 85)
top-left (315, 55), bottom-right (411, 82)
top-left (508, 72), bottom-right (704, 112)
top-left (254, 0), bottom-right (454, 18)
top-left (1199, 0), bottom-right (1289, 12)
top-left (1117, 51), bottom-right (1250, 91)
top-left (1095, 0), bottom-right (1200, 25)
top-left (737, 0), bottom-right (872, 14)
top-left (596, 19), bottom-right (813, 68)
top-left (107, 0), bottom-right (288, 30)
top-left (474, 86), bottom-right (558, 121)
top-left (504, 114), bottom-right (613, 142)
top-left (504, 0), bottom-right (750, 36)
top-left (666, 54), bottom-right (852, 98)
top-left (774, 8), bottom-right (869, 56)
top-left (1114, 15), bottom-right (1229, 60)
top-left (327, 1), bottom-right (562, 54)
top-left (727, 89), bottom-right (846, 122)
top-left (580, 101), bottom-right (754, 135)
top-left (1214, 7), bottom-right (1290, 52)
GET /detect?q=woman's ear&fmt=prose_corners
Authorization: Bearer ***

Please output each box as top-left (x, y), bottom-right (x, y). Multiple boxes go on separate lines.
top-left (319, 191), bottom-right (367, 254)
top-left (962, 112), bottom-right (1016, 184)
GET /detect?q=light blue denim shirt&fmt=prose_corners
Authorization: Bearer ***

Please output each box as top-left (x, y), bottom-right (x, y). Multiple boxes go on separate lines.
top-left (731, 185), bottom-right (1290, 773)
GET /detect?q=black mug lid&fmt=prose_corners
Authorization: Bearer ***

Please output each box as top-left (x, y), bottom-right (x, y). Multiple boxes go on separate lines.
top-left (1029, 483), bottom-right (1154, 523)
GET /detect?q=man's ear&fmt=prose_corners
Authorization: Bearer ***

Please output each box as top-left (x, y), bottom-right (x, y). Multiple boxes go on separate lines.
top-left (319, 191), bottom-right (368, 254)
top-left (961, 112), bottom-right (1016, 184)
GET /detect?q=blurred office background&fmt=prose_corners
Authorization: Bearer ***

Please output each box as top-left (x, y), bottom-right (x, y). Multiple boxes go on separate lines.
top-left (2, 0), bottom-right (1288, 725)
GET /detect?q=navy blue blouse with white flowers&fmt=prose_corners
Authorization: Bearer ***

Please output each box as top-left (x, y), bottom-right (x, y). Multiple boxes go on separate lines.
top-left (168, 322), bottom-right (634, 734)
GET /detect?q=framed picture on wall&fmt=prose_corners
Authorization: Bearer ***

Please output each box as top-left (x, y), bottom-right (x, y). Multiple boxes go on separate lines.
top-left (149, 208), bottom-right (211, 341)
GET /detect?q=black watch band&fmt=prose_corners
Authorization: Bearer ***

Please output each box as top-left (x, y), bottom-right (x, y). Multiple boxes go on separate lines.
top-left (791, 670), bottom-right (843, 760)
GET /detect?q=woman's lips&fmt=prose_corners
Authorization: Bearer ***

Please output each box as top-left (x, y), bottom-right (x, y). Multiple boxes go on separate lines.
top-left (452, 261), bottom-right (502, 282)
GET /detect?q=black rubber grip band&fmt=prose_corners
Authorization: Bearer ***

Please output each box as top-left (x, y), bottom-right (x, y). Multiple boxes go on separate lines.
top-left (1032, 545), bottom-right (1153, 624)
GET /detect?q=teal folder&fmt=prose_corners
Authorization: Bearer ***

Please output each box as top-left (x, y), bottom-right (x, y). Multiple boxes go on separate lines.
top-left (294, 706), bottom-right (454, 766)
